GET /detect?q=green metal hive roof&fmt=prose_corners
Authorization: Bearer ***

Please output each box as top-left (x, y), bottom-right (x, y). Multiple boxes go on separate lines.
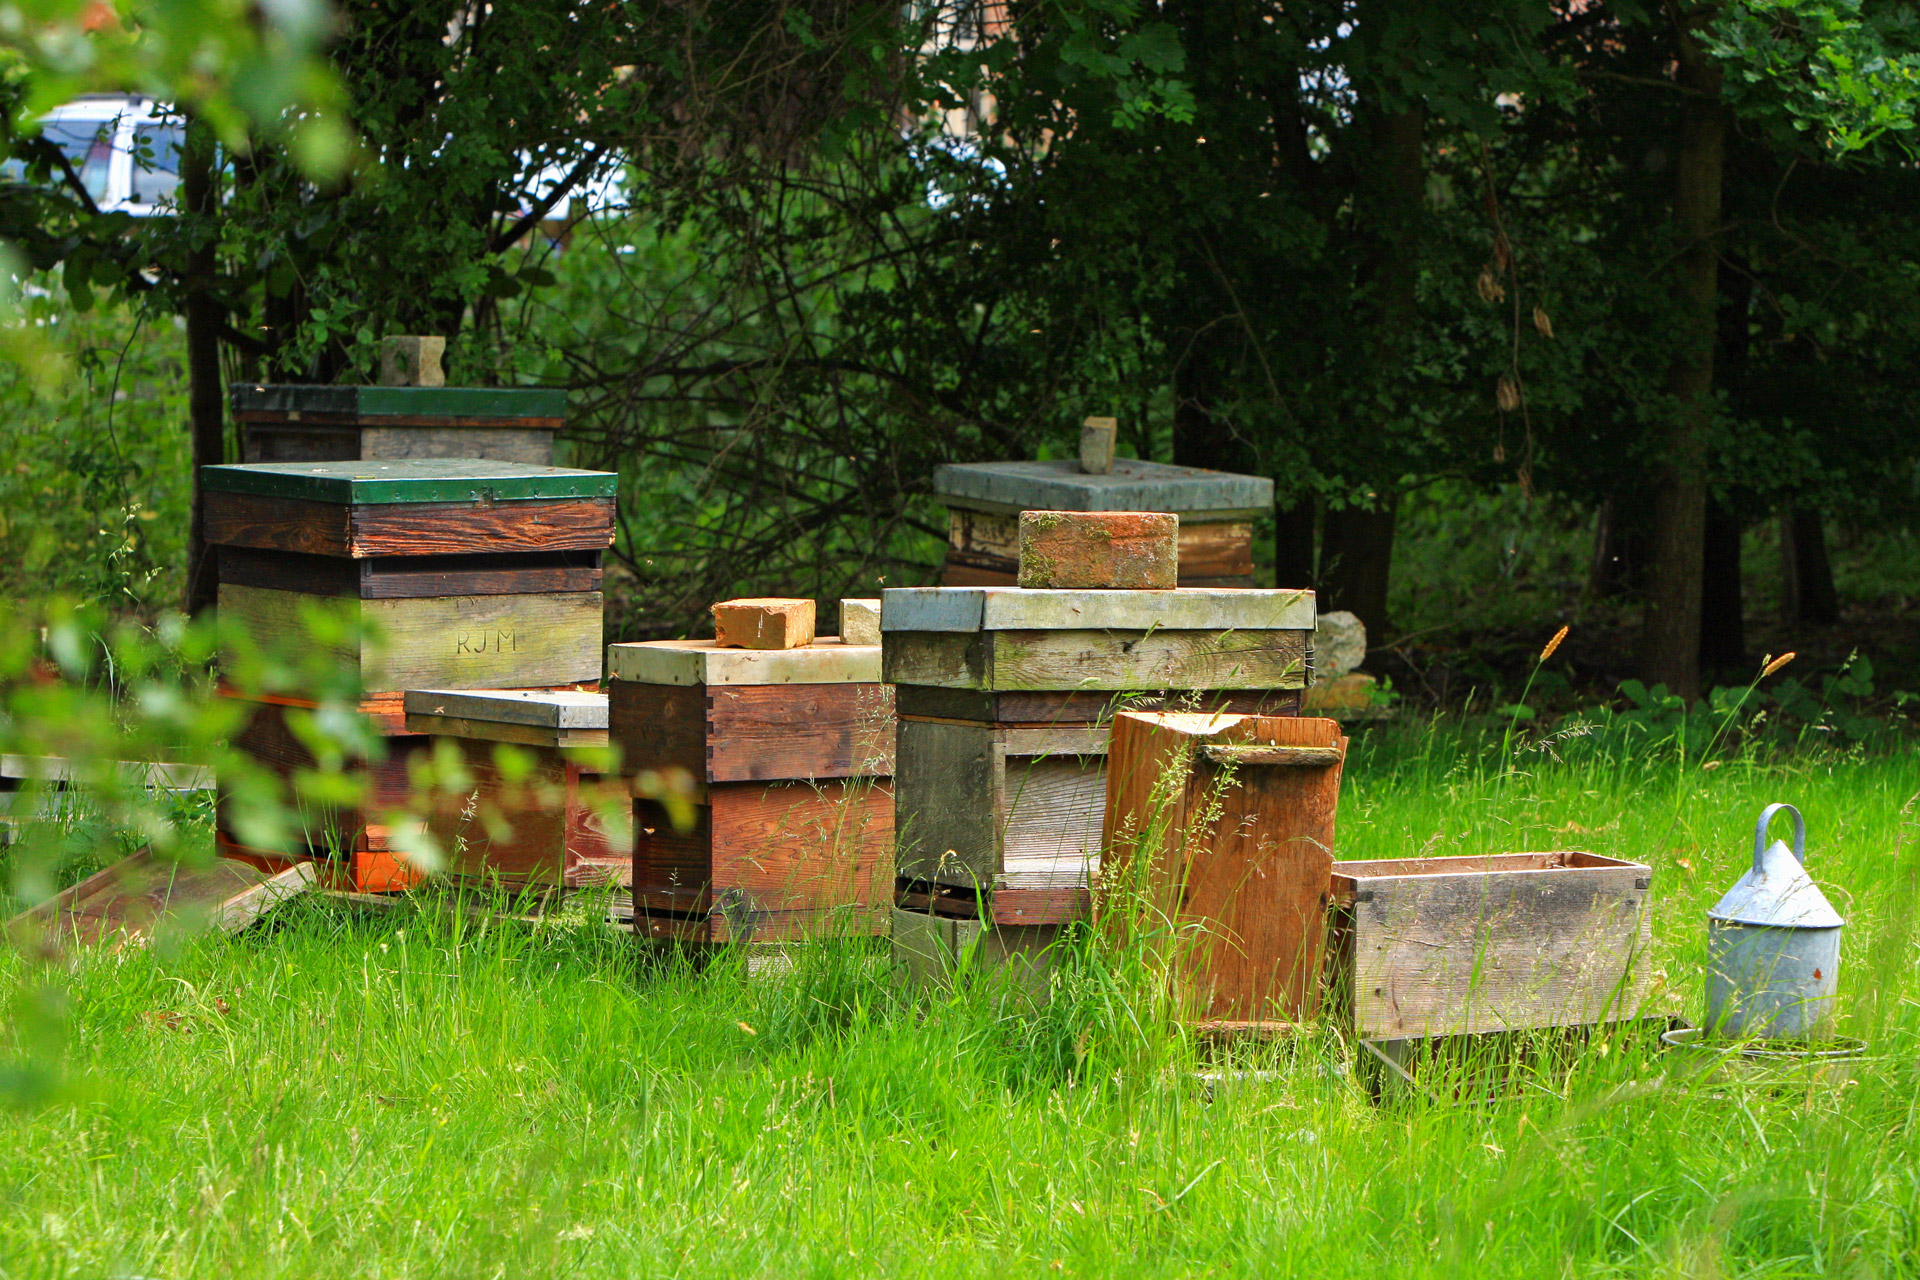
top-left (201, 459), bottom-right (617, 504)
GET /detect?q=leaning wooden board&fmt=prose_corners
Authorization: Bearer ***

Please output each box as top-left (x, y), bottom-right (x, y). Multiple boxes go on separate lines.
top-left (8, 848), bottom-right (316, 953)
top-left (1328, 852), bottom-right (1654, 1039)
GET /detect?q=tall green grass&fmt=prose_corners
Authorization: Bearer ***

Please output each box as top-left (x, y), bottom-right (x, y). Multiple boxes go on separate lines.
top-left (1, 725), bottom-right (1916, 1277)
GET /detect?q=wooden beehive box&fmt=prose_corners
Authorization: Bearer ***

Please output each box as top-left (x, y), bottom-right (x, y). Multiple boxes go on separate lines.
top-left (232, 385), bottom-right (568, 465)
top-left (404, 688), bottom-right (629, 888)
top-left (1328, 853), bottom-right (1655, 1041)
top-left (884, 586), bottom-right (1314, 928)
top-left (607, 637), bottom-right (894, 942)
top-left (932, 459), bottom-right (1273, 588)
top-left (1102, 711), bottom-right (1347, 1026)
top-left (205, 459), bottom-right (614, 694)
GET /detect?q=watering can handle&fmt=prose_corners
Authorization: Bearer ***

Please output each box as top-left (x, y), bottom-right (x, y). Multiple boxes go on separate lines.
top-left (1754, 803), bottom-right (1806, 871)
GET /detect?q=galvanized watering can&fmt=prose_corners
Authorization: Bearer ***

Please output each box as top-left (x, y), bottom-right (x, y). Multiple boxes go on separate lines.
top-left (1705, 803), bottom-right (1843, 1040)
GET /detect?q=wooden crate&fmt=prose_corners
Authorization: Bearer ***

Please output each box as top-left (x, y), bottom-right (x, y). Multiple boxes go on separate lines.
top-left (1328, 852), bottom-right (1655, 1040)
top-left (232, 384), bottom-right (567, 465)
top-left (404, 688), bottom-right (629, 888)
top-left (205, 459), bottom-right (614, 694)
top-left (608, 636), bottom-right (895, 941)
top-left (884, 586), bottom-right (1316, 923)
top-left (1102, 711), bottom-right (1347, 1025)
top-left (932, 458), bottom-right (1273, 588)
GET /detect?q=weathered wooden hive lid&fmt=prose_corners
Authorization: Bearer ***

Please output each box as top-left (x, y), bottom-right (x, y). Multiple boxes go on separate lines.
top-left (1708, 836), bottom-right (1844, 930)
top-left (231, 384), bottom-right (569, 421)
top-left (201, 458), bottom-right (617, 504)
top-left (403, 687), bottom-right (607, 730)
top-left (607, 638), bottom-right (882, 687)
top-left (880, 586), bottom-right (1315, 632)
top-left (932, 458), bottom-right (1273, 515)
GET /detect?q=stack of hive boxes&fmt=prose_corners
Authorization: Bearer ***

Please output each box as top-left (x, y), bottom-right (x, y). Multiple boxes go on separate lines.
top-left (207, 458), bottom-right (616, 890)
top-left (888, 510), bottom-right (1316, 982)
top-left (608, 598), bottom-right (895, 942)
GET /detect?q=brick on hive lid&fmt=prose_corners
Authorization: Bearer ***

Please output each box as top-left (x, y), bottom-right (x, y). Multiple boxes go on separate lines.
top-left (712, 597), bottom-right (816, 650)
top-left (839, 598), bottom-right (881, 647)
top-left (1016, 510), bottom-right (1178, 590)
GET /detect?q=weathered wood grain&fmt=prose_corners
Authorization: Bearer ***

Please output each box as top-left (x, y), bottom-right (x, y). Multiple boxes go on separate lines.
top-left (241, 426), bottom-right (556, 466)
top-left (1102, 711), bottom-right (1346, 1023)
top-left (1000, 755), bottom-right (1106, 890)
top-left (882, 585), bottom-right (1316, 633)
top-left (6, 849), bottom-right (315, 953)
top-left (883, 628), bottom-right (1309, 692)
top-left (943, 561), bottom-right (1257, 590)
top-left (218, 585), bottom-right (603, 692)
top-left (630, 780), bottom-right (893, 938)
top-left (608, 683), bottom-right (708, 780)
top-left (1016, 510), bottom-right (1178, 590)
top-left (893, 686), bottom-right (1300, 725)
top-left (219, 547), bottom-right (600, 599)
top-left (403, 687), bottom-right (607, 731)
top-left (606, 637), bottom-right (881, 686)
top-left (402, 713), bottom-right (608, 749)
top-left (206, 491), bottom-right (615, 557)
top-left (706, 683), bottom-right (895, 781)
top-left (421, 739), bottom-right (631, 887)
top-left (1332, 851), bottom-right (1653, 1039)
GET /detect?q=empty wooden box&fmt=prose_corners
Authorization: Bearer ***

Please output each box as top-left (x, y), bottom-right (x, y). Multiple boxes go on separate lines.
top-left (933, 458), bottom-right (1273, 588)
top-left (885, 586), bottom-right (1315, 930)
top-left (403, 688), bottom-right (629, 889)
top-left (232, 385), bottom-right (569, 465)
top-left (1102, 711), bottom-right (1347, 1026)
top-left (205, 459), bottom-right (614, 694)
top-left (608, 637), bottom-right (895, 942)
top-left (1328, 852), bottom-right (1654, 1042)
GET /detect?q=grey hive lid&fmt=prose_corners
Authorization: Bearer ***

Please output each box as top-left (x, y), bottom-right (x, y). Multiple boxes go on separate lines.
top-left (931, 458), bottom-right (1272, 514)
top-left (1708, 838), bottom-right (1844, 929)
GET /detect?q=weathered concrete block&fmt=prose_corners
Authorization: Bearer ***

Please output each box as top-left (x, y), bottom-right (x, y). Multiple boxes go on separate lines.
top-left (1017, 510), bottom-right (1177, 590)
top-left (713, 597), bottom-right (816, 650)
top-left (840, 598), bottom-right (881, 646)
top-left (1314, 609), bottom-right (1367, 677)
top-left (1079, 416), bottom-right (1117, 475)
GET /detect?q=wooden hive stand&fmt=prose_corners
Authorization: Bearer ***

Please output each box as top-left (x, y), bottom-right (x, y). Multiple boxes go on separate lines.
top-left (403, 688), bottom-right (630, 890)
top-left (932, 457), bottom-right (1273, 588)
top-left (608, 614), bottom-right (895, 943)
top-left (207, 458), bottom-right (617, 893)
top-left (884, 585), bottom-right (1316, 986)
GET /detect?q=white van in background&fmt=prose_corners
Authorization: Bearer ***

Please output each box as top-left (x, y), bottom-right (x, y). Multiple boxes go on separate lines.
top-left (3, 94), bottom-right (183, 216)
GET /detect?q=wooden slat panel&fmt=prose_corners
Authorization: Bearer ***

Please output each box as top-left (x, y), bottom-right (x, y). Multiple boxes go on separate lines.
top-left (999, 755), bottom-right (1105, 890)
top-left (358, 426), bottom-right (554, 465)
top-left (709, 779), bottom-right (893, 923)
top-left (609, 683), bottom-right (708, 779)
top-left (705, 683), bottom-right (895, 782)
top-left (884, 629), bottom-right (1309, 692)
top-left (205, 491), bottom-right (613, 557)
top-left (631, 797), bottom-right (714, 913)
top-left (894, 719), bottom-right (1000, 882)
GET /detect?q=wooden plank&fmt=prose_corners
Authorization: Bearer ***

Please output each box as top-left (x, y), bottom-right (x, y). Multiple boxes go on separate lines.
top-left (880, 586), bottom-right (1316, 633)
top-left (403, 688), bottom-right (607, 731)
top-left (202, 458), bottom-right (613, 504)
top-left (991, 885), bottom-right (1092, 926)
top-left (893, 686), bottom-right (1300, 725)
top-left (206, 491), bottom-right (615, 557)
top-left (606, 638), bottom-right (880, 686)
top-left (422, 741), bottom-right (631, 887)
top-left (1017, 511), bottom-right (1178, 590)
top-left (218, 547), bottom-right (601, 599)
top-left (1102, 712), bottom-right (1346, 1024)
top-left (7, 849), bottom-right (316, 953)
top-left (894, 719), bottom-right (1002, 883)
top-left (219, 586), bottom-right (603, 692)
top-left (403, 713), bottom-right (608, 749)
top-left (241, 427), bottom-right (555, 466)
top-left (1336, 853), bottom-right (1653, 1039)
top-left (931, 457), bottom-right (1273, 514)
top-left (705, 683), bottom-right (895, 781)
top-left (943, 561), bottom-right (1255, 589)
top-left (713, 597), bottom-right (816, 650)
top-left (883, 628), bottom-right (1310, 692)
top-left (609, 682), bottom-right (708, 779)
top-left (999, 754), bottom-right (1106, 890)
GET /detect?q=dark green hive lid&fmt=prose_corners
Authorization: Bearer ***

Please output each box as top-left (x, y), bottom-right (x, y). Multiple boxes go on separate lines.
top-left (202, 459), bottom-right (617, 504)
top-left (230, 384), bottom-right (570, 420)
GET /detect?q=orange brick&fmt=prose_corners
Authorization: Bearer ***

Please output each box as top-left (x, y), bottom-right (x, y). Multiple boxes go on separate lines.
top-left (712, 598), bottom-right (816, 649)
top-left (1016, 511), bottom-right (1178, 590)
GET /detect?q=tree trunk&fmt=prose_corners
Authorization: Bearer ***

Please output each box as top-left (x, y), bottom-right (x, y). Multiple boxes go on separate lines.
top-left (1321, 498), bottom-right (1397, 637)
top-left (1780, 505), bottom-right (1840, 625)
top-left (1589, 497), bottom-right (1650, 597)
top-left (1639, 21), bottom-right (1725, 699)
top-left (1699, 498), bottom-right (1745, 672)
top-left (1273, 498), bottom-right (1317, 590)
top-left (182, 118), bottom-right (226, 618)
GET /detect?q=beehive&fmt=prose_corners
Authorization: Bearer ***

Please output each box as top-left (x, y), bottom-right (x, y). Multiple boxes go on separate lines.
top-left (608, 634), bottom-right (894, 942)
top-left (232, 385), bottom-right (569, 465)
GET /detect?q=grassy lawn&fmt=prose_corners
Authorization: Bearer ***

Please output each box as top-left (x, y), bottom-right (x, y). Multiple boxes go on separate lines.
top-left (2, 724), bottom-right (1917, 1278)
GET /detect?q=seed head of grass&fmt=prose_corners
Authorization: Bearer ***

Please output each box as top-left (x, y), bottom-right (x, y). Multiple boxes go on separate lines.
top-left (1762, 651), bottom-right (1796, 678)
top-left (1540, 625), bottom-right (1569, 663)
